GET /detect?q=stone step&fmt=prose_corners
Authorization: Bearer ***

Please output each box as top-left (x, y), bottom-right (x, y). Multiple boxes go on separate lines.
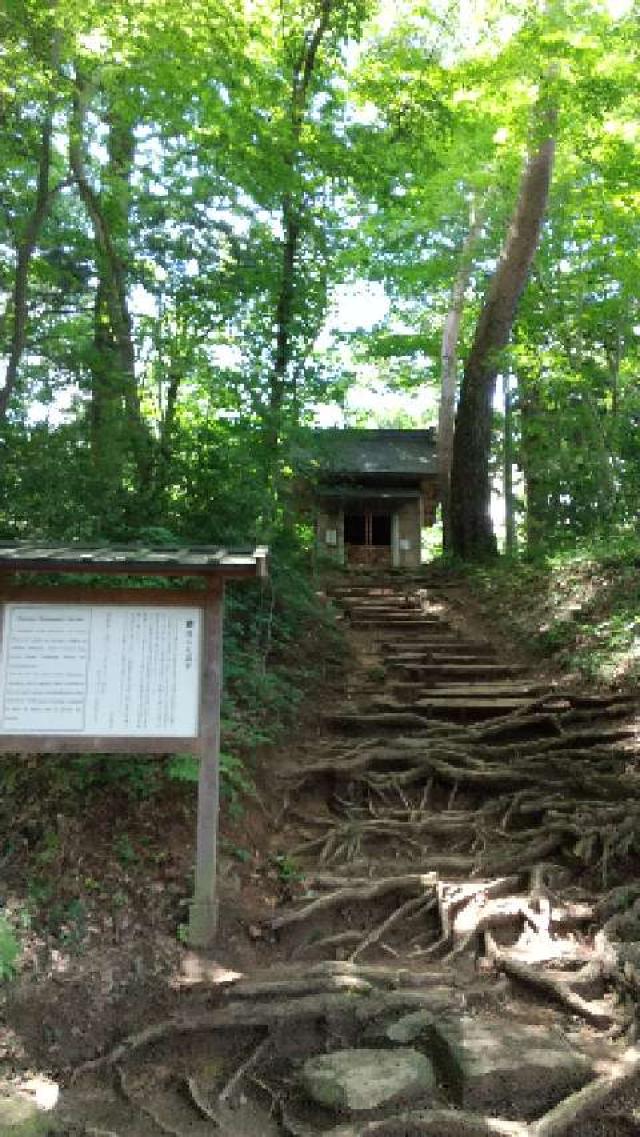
top-left (389, 682), bottom-right (551, 701)
top-left (381, 639), bottom-right (479, 652)
top-left (365, 696), bottom-right (534, 720)
top-left (330, 589), bottom-right (408, 600)
top-left (346, 605), bottom-right (423, 617)
top-left (351, 618), bottom-right (448, 631)
top-left (349, 610), bottom-right (438, 621)
top-left (329, 581), bottom-right (424, 594)
top-left (389, 662), bottom-right (528, 680)
top-left (398, 655), bottom-right (499, 668)
top-left (324, 711), bottom-right (433, 733)
top-left (384, 648), bottom-right (497, 662)
top-left (339, 594), bottom-right (418, 605)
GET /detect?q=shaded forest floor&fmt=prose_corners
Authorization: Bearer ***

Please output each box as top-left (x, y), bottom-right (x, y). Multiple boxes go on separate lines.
top-left (3, 557), bottom-right (640, 1135)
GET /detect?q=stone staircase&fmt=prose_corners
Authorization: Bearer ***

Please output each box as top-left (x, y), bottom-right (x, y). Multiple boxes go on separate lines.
top-left (330, 574), bottom-right (554, 725)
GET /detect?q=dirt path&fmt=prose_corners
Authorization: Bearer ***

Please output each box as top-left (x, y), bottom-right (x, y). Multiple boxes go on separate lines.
top-left (15, 572), bottom-right (640, 1136)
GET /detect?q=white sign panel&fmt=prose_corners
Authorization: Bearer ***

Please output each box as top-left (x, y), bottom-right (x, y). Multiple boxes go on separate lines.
top-left (0, 604), bottom-right (201, 737)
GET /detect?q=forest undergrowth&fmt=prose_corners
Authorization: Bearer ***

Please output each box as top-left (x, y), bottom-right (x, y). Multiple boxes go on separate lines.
top-left (461, 536), bottom-right (640, 688)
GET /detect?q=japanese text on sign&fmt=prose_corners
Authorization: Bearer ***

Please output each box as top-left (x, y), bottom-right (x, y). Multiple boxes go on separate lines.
top-left (0, 604), bottom-right (201, 737)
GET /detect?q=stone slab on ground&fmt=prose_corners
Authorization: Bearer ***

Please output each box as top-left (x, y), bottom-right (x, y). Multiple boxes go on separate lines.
top-left (430, 1013), bottom-right (593, 1117)
top-left (302, 1047), bottom-right (435, 1112)
top-left (0, 1078), bottom-right (59, 1136)
top-left (0, 1096), bottom-right (50, 1136)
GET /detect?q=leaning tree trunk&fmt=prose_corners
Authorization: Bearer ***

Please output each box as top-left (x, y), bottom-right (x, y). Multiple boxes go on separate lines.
top-left (449, 126), bottom-right (556, 560)
top-left (439, 208), bottom-right (484, 552)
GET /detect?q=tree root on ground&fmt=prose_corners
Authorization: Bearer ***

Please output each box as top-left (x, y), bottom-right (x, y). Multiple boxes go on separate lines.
top-left (218, 1035), bottom-right (270, 1104)
top-left (292, 930), bottom-right (365, 957)
top-left (486, 937), bottom-right (621, 1029)
top-left (116, 1066), bottom-right (185, 1137)
top-left (349, 894), bottom-right (437, 961)
top-left (281, 1104), bottom-right (529, 1137)
top-left (185, 1073), bottom-right (219, 1122)
top-left (223, 974), bottom-right (373, 999)
top-left (270, 873), bottom-right (437, 931)
top-left (73, 977), bottom-right (457, 1081)
top-left (291, 812), bottom-right (479, 861)
top-left (73, 997), bottom-right (366, 1080)
top-left (531, 1044), bottom-right (640, 1136)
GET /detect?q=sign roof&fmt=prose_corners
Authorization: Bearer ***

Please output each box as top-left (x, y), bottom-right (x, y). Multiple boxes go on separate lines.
top-left (0, 544), bottom-right (269, 579)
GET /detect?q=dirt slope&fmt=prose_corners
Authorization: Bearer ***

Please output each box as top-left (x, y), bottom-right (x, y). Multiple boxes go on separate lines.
top-left (5, 571), bottom-right (640, 1136)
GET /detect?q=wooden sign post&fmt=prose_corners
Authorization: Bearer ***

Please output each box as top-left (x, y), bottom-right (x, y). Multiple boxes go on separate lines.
top-left (0, 543), bottom-right (268, 949)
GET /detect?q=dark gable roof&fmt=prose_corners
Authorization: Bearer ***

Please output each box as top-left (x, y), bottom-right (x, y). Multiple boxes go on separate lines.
top-left (306, 428), bottom-right (437, 478)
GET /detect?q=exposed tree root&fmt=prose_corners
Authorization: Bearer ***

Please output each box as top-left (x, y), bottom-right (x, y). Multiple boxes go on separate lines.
top-left (270, 873), bottom-right (437, 931)
top-left (282, 1106), bottom-right (529, 1137)
top-left (487, 939), bottom-right (620, 1029)
top-left (116, 1067), bottom-right (186, 1137)
top-left (224, 974), bottom-right (372, 999)
top-left (218, 1036), bottom-right (269, 1104)
top-left (291, 812), bottom-right (479, 861)
top-left (74, 980), bottom-right (455, 1081)
top-left (531, 1044), bottom-right (640, 1137)
top-left (73, 997), bottom-right (362, 1080)
top-left (185, 1073), bottom-right (219, 1122)
top-left (64, 584), bottom-right (640, 1137)
top-left (292, 930), bottom-right (364, 957)
top-left (350, 895), bottom-right (437, 961)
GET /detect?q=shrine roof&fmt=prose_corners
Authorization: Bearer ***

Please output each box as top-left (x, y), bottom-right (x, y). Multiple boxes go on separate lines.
top-left (301, 428), bottom-right (437, 478)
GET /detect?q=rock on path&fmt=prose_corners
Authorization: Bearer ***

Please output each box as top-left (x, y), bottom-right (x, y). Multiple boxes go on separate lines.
top-left (302, 1046), bottom-right (436, 1112)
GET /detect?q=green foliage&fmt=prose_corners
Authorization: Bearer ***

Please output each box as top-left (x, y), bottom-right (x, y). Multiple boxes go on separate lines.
top-left (65, 755), bottom-right (161, 801)
top-left (164, 537), bottom-right (343, 817)
top-left (271, 853), bottom-right (304, 884)
top-left (467, 534), bottom-right (640, 684)
top-left (0, 0), bottom-right (638, 563)
top-left (113, 834), bottom-right (138, 867)
top-left (168, 751), bottom-right (256, 818)
top-left (0, 916), bottom-right (19, 982)
top-left (166, 755), bottom-right (200, 783)
top-left (219, 752), bottom-right (256, 816)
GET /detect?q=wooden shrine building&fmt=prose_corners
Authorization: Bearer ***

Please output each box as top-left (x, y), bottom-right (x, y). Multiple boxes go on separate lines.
top-left (307, 428), bottom-right (438, 569)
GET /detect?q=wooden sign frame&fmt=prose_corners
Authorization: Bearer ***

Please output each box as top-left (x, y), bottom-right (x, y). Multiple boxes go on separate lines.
top-left (0, 544), bottom-right (268, 948)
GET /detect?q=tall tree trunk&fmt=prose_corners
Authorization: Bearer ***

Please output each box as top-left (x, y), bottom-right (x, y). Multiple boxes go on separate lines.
top-left (0, 96), bottom-right (57, 422)
top-left (264, 0), bottom-right (334, 474)
top-left (267, 192), bottom-right (300, 460)
top-left (70, 75), bottom-right (152, 510)
top-left (503, 373), bottom-right (516, 553)
top-left (450, 122), bottom-right (556, 559)
top-left (519, 370), bottom-right (547, 553)
top-left (151, 308), bottom-right (193, 517)
top-left (439, 207), bottom-right (483, 551)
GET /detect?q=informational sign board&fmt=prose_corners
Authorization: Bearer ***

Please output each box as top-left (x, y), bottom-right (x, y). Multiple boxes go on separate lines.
top-left (0, 603), bottom-right (201, 737)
